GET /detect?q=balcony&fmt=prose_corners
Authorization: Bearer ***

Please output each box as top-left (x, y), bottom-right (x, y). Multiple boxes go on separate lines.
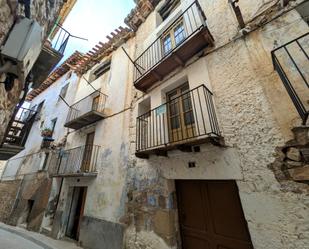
top-left (133, 1), bottom-right (214, 92)
top-left (0, 107), bottom-right (37, 160)
top-left (135, 84), bottom-right (222, 158)
top-left (49, 145), bottom-right (101, 177)
top-left (272, 32), bottom-right (309, 125)
top-left (64, 91), bottom-right (108, 130)
top-left (32, 25), bottom-right (70, 88)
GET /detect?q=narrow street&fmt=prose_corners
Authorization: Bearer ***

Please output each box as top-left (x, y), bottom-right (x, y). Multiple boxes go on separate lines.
top-left (0, 228), bottom-right (43, 249)
top-left (0, 223), bottom-right (82, 249)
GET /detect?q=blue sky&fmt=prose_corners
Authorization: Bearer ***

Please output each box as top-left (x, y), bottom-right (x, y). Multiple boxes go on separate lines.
top-left (60, 0), bottom-right (135, 59)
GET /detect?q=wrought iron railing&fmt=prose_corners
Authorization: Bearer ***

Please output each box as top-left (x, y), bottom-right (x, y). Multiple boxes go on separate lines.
top-left (49, 145), bottom-right (101, 176)
top-left (1, 151), bottom-right (48, 181)
top-left (133, 0), bottom-right (206, 83)
top-left (50, 24), bottom-right (71, 55)
top-left (65, 91), bottom-right (108, 124)
top-left (136, 84), bottom-right (220, 152)
top-left (272, 32), bottom-right (309, 125)
top-left (1, 107), bottom-right (37, 148)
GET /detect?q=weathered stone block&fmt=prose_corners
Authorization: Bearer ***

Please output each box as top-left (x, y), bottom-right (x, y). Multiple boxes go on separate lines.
top-left (153, 210), bottom-right (176, 240)
top-left (286, 147), bottom-right (301, 162)
top-left (288, 166), bottom-right (309, 181)
top-left (79, 216), bottom-right (124, 249)
top-left (285, 160), bottom-right (303, 169)
top-left (292, 126), bottom-right (309, 146)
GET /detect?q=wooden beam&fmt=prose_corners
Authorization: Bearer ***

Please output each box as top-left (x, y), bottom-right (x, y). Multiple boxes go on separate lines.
top-left (173, 53), bottom-right (185, 67)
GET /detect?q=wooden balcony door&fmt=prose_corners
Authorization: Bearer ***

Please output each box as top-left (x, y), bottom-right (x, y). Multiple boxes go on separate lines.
top-left (167, 83), bottom-right (195, 143)
top-left (81, 132), bottom-right (95, 172)
top-left (92, 95), bottom-right (100, 111)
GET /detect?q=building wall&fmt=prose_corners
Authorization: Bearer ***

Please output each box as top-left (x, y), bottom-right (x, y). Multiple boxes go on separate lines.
top-left (0, 70), bottom-right (79, 230)
top-left (124, 1), bottom-right (309, 249)
top-left (51, 41), bottom-right (135, 249)
top-left (0, 0), bottom-right (67, 151)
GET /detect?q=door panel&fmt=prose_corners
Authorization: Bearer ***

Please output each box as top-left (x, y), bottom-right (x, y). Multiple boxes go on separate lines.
top-left (176, 180), bottom-right (253, 249)
top-left (167, 83), bottom-right (195, 143)
top-left (81, 132), bottom-right (95, 172)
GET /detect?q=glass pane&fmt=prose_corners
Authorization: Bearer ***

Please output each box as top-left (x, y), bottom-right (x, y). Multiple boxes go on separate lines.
top-left (171, 116), bottom-right (180, 129)
top-left (182, 96), bottom-right (192, 111)
top-left (174, 23), bottom-right (185, 45)
top-left (170, 101), bottom-right (180, 115)
top-left (163, 34), bottom-right (172, 54)
top-left (184, 111), bottom-right (195, 125)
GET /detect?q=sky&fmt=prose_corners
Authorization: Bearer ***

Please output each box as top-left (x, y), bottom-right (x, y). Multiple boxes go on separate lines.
top-left (59, 0), bottom-right (135, 60)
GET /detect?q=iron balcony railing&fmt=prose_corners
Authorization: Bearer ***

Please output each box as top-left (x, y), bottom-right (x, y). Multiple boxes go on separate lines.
top-left (1, 151), bottom-right (48, 181)
top-left (51, 24), bottom-right (72, 55)
top-left (66, 91), bottom-right (108, 124)
top-left (49, 145), bottom-right (101, 176)
top-left (133, 0), bottom-right (207, 83)
top-left (1, 107), bottom-right (37, 148)
top-left (136, 84), bottom-right (220, 152)
top-left (271, 32), bottom-right (309, 125)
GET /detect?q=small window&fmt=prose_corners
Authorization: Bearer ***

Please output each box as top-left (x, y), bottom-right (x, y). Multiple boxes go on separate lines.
top-left (162, 20), bottom-right (186, 55)
top-left (35, 101), bottom-right (44, 121)
top-left (51, 118), bottom-right (57, 136)
top-left (90, 60), bottom-right (111, 82)
top-left (159, 0), bottom-right (181, 21)
top-left (58, 83), bottom-right (69, 102)
top-left (37, 101), bottom-right (44, 114)
top-left (42, 152), bottom-right (49, 170)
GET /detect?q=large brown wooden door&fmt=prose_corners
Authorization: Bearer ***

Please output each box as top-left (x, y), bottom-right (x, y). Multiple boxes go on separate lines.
top-left (176, 180), bottom-right (253, 249)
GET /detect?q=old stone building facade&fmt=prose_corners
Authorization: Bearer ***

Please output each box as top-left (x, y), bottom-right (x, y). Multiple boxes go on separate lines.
top-left (1, 0), bottom-right (309, 249)
top-left (0, 0), bottom-right (76, 160)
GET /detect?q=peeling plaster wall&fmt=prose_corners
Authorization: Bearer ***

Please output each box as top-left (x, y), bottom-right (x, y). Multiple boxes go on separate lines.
top-left (54, 41), bottom-right (136, 248)
top-left (0, 0), bottom-right (66, 149)
top-left (125, 1), bottom-right (309, 249)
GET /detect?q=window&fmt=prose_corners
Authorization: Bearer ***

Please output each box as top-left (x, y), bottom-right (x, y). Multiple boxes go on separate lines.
top-left (162, 21), bottom-right (186, 55)
top-left (42, 152), bottom-right (49, 170)
top-left (51, 118), bottom-right (57, 136)
top-left (90, 60), bottom-right (111, 82)
top-left (159, 0), bottom-right (181, 21)
top-left (163, 34), bottom-right (172, 54)
top-left (35, 101), bottom-right (44, 121)
top-left (58, 83), bottom-right (69, 102)
top-left (174, 22), bottom-right (186, 45)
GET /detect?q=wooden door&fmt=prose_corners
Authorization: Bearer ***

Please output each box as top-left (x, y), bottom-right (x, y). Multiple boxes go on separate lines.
top-left (167, 83), bottom-right (195, 143)
top-left (66, 187), bottom-right (87, 240)
top-left (176, 180), bottom-right (254, 249)
top-left (81, 132), bottom-right (95, 172)
top-left (92, 95), bottom-right (100, 111)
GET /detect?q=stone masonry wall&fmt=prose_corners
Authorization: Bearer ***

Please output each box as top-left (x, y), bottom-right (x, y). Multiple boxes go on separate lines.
top-left (0, 179), bottom-right (21, 223)
top-left (124, 1), bottom-right (309, 249)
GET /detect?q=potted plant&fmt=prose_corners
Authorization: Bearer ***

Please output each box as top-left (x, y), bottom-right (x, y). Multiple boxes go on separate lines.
top-left (41, 127), bottom-right (54, 149)
top-left (41, 127), bottom-right (53, 139)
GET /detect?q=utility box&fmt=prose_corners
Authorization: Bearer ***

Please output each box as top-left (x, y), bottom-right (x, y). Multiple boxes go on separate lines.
top-left (1, 18), bottom-right (43, 84)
